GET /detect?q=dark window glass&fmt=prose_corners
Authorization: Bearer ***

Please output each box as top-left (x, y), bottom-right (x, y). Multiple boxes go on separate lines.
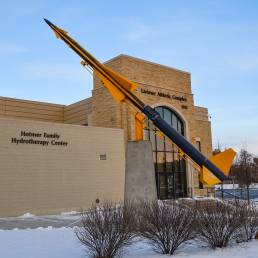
top-left (196, 140), bottom-right (203, 189)
top-left (145, 106), bottom-right (187, 199)
top-left (196, 141), bottom-right (201, 152)
top-left (177, 120), bottom-right (182, 134)
top-left (155, 107), bottom-right (163, 115)
top-left (156, 152), bottom-right (165, 173)
top-left (165, 152), bottom-right (173, 172)
top-left (172, 114), bottom-right (178, 130)
top-left (163, 108), bottom-right (172, 125)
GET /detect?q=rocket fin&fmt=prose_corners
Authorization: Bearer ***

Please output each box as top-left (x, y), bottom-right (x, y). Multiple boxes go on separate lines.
top-left (54, 31), bottom-right (61, 39)
top-left (53, 28), bottom-right (68, 39)
top-left (95, 70), bottom-right (126, 103)
top-left (201, 148), bottom-right (236, 186)
top-left (104, 65), bottom-right (138, 93)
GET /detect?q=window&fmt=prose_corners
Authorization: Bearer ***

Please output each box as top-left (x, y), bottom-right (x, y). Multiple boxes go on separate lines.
top-left (144, 106), bottom-right (187, 199)
top-left (196, 140), bottom-right (201, 152)
top-left (196, 140), bottom-right (203, 189)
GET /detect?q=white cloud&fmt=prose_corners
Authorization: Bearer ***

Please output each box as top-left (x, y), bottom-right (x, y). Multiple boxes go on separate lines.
top-left (0, 43), bottom-right (29, 55)
top-left (24, 62), bottom-right (92, 82)
top-left (229, 141), bottom-right (258, 157)
top-left (123, 22), bottom-right (159, 42)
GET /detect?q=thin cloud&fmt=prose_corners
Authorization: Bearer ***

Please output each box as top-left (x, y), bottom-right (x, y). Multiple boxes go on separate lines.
top-left (24, 62), bottom-right (92, 82)
top-left (123, 21), bottom-right (160, 42)
top-left (229, 141), bottom-right (258, 157)
top-left (0, 43), bottom-right (29, 55)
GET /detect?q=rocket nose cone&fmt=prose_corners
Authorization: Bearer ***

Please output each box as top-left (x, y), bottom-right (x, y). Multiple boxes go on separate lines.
top-left (44, 18), bottom-right (54, 28)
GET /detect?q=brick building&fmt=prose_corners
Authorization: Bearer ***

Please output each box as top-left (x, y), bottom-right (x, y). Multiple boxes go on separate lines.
top-left (91, 55), bottom-right (213, 198)
top-left (0, 54), bottom-right (213, 216)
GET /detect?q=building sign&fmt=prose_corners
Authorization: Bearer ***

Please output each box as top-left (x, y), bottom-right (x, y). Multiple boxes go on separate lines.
top-left (140, 88), bottom-right (187, 102)
top-left (11, 131), bottom-right (68, 147)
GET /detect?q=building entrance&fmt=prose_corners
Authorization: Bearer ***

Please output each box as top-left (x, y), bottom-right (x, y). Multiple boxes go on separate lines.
top-left (144, 106), bottom-right (187, 199)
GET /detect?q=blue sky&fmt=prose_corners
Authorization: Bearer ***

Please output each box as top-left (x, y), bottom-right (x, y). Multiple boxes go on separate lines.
top-left (0, 0), bottom-right (257, 155)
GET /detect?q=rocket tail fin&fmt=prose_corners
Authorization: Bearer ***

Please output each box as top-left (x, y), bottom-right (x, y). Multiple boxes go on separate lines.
top-left (201, 148), bottom-right (236, 186)
top-left (93, 64), bottom-right (138, 103)
top-left (104, 65), bottom-right (138, 93)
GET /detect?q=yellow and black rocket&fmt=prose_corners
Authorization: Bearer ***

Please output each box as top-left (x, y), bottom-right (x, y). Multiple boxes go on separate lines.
top-left (44, 18), bottom-right (236, 185)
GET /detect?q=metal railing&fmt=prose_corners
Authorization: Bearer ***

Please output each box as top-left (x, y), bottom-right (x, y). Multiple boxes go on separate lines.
top-left (215, 187), bottom-right (258, 203)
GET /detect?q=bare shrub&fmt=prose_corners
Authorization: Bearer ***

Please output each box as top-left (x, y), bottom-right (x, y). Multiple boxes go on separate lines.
top-left (75, 201), bottom-right (136, 258)
top-left (234, 201), bottom-right (258, 242)
top-left (137, 200), bottom-right (196, 255)
top-left (195, 200), bottom-right (242, 248)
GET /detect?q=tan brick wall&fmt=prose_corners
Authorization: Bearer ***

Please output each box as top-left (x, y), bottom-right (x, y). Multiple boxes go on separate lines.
top-left (106, 55), bottom-right (192, 93)
top-left (64, 98), bottom-right (92, 125)
top-left (0, 96), bottom-right (93, 127)
top-left (0, 117), bottom-right (125, 217)
top-left (192, 106), bottom-right (213, 196)
top-left (0, 97), bottom-right (64, 123)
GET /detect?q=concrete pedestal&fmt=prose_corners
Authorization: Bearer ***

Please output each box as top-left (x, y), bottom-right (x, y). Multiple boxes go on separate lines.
top-left (124, 140), bottom-right (157, 201)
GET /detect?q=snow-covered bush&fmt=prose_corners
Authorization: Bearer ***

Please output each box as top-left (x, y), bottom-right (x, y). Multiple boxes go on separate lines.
top-left (195, 200), bottom-right (242, 248)
top-left (75, 201), bottom-right (136, 258)
top-left (137, 200), bottom-right (196, 255)
top-left (234, 201), bottom-right (258, 242)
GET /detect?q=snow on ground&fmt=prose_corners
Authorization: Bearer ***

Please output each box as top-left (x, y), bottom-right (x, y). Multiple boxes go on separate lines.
top-left (0, 227), bottom-right (81, 258)
top-left (0, 212), bottom-right (82, 230)
top-left (0, 227), bottom-right (257, 258)
top-left (18, 213), bottom-right (36, 219)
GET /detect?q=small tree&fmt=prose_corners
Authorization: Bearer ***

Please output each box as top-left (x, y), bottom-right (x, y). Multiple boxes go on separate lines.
top-left (195, 200), bottom-right (242, 248)
top-left (231, 149), bottom-right (257, 203)
top-left (75, 201), bottom-right (136, 258)
top-left (137, 201), bottom-right (196, 255)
